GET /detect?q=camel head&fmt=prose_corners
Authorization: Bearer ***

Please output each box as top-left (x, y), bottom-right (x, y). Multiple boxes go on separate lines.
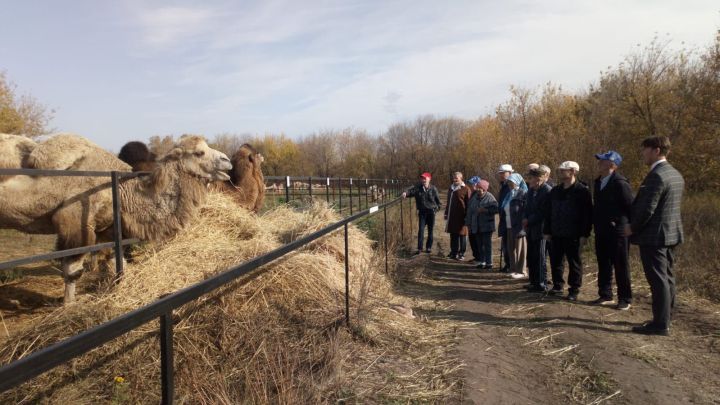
top-left (229, 143), bottom-right (263, 183)
top-left (162, 135), bottom-right (232, 181)
top-left (118, 141), bottom-right (157, 172)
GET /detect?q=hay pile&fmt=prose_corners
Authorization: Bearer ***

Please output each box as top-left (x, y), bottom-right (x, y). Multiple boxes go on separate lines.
top-left (0, 192), bottom-right (460, 404)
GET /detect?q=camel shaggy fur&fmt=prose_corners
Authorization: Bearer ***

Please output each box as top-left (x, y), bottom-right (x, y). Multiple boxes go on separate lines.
top-left (211, 144), bottom-right (266, 213)
top-left (0, 134), bottom-right (37, 182)
top-left (0, 133), bottom-right (232, 303)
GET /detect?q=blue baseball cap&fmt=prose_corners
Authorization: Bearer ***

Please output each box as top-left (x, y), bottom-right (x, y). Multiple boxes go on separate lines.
top-left (468, 176), bottom-right (481, 185)
top-left (595, 150), bottom-right (622, 166)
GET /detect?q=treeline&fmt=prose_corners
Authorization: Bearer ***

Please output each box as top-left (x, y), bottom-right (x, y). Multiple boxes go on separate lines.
top-left (204, 34), bottom-right (718, 192)
top-left (3, 33), bottom-right (719, 193)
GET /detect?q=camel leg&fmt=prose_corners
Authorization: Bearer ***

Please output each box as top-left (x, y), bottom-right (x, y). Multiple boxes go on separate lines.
top-left (62, 257), bottom-right (84, 304)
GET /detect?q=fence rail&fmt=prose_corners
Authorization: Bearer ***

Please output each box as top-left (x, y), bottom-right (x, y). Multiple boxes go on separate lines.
top-left (0, 167), bottom-right (413, 404)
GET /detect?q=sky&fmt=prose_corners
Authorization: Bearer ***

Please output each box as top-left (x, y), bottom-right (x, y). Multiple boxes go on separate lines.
top-left (1, 0), bottom-right (718, 151)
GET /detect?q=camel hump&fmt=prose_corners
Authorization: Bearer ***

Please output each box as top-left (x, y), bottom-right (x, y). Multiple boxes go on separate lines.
top-left (0, 133), bottom-right (38, 169)
top-left (26, 133), bottom-right (130, 171)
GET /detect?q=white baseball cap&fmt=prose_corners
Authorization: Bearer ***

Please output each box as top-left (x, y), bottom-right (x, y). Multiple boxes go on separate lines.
top-left (557, 161), bottom-right (580, 171)
top-left (497, 164), bottom-right (514, 173)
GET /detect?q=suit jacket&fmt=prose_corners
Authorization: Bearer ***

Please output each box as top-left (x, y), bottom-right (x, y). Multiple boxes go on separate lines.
top-left (525, 183), bottom-right (552, 241)
top-left (593, 172), bottom-right (633, 236)
top-left (630, 161), bottom-right (684, 246)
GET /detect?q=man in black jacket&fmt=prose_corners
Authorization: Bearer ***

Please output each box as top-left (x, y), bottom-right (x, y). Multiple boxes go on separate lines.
top-left (402, 172), bottom-right (442, 255)
top-left (592, 151), bottom-right (634, 310)
top-left (524, 168), bottom-right (552, 292)
top-left (543, 161), bottom-right (593, 301)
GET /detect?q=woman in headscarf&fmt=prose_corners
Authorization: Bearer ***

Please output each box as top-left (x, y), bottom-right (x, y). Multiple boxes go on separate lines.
top-left (465, 178), bottom-right (498, 269)
top-left (502, 173), bottom-right (529, 279)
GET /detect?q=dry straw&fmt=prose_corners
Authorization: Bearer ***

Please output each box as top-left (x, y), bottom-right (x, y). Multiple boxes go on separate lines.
top-left (0, 192), bottom-right (459, 404)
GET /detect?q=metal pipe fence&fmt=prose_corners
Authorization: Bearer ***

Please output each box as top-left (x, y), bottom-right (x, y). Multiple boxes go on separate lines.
top-left (0, 167), bottom-right (414, 404)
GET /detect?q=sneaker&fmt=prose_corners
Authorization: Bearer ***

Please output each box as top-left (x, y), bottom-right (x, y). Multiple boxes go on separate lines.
top-left (483, 264), bottom-right (493, 270)
top-left (424, 249), bottom-right (432, 254)
top-left (510, 272), bottom-right (528, 279)
top-left (458, 255), bottom-right (465, 261)
top-left (412, 250), bottom-right (421, 256)
top-left (631, 322), bottom-right (669, 336)
top-left (617, 301), bottom-right (631, 311)
top-left (591, 297), bottom-right (614, 306)
top-left (473, 260), bottom-right (484, 266)
top-left (548, 288), bottom-right (564, 296)
top-left (566, 293), bottom-right (578, 302)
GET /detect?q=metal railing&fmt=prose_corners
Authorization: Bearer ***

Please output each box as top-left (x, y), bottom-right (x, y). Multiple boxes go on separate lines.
top-left (0, 167), bottom-right (413, 403)
top-left (263, 176), bottom-right (404, 214)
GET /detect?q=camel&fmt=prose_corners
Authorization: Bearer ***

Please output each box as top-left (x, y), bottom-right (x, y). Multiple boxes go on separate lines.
top-left (211, 144), bottom-right (266, 213)
top-left (0, 133), bottom-right (232, 304)
top-left (0, 134), bottom-right (37, 182)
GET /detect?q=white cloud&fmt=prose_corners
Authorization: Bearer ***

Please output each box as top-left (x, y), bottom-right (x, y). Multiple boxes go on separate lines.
top-left (138, 6), bottom-right (217, 46)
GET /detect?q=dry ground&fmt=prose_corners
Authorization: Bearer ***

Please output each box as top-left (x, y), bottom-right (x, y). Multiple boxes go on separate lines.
top-left (395, 209), bottom-right (720, 405)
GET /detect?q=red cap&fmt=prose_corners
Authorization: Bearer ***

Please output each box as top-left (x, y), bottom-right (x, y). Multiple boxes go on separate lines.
top-left (420, 172), bottom-right (432, 180)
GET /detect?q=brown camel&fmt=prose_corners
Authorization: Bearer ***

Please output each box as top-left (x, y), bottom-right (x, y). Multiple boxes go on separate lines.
top-left (0, 133), bottom-right (232, 304)
top-left (211, 143), bottom-right (266, 213)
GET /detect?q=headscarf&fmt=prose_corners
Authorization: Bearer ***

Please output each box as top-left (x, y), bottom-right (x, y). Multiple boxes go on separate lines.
top-left (467, 176), bottom-right (481, 185)
top-left (478, 179), bottom-right (489, 191)
top-left (501, 173), bottom-right (528, 208)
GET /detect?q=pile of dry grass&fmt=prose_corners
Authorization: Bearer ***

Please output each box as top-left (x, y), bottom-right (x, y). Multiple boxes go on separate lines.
top-left (0, 193), bottom-right (460, 404)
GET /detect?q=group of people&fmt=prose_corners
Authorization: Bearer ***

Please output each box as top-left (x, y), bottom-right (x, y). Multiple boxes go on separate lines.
top-left (402, 136), bottom-right (684, 336)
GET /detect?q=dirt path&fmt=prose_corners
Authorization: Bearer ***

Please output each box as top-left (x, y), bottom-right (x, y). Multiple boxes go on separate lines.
top-left (398, 211), bottom-right (720, 405)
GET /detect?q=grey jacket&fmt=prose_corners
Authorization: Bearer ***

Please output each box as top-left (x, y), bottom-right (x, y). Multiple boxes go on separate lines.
top-left (630, 161), bottom-right (684, 247)
top-left (465, 191), bottom-right (498, 234)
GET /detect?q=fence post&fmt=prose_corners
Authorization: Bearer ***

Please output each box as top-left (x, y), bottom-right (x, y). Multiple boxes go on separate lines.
top-left (325, 177), bottom-right (330, 204)
top-left (308, 176), bottom-right (312, 201)
top-left (365, 179), bottom-right (369, 209)
top-left (338, 178), bottom-right (342, 212)
top-left (399, 195), bottom-right (404, 244)
top-left (160, 312), bottom-right (174, 405)
top-left (285, 176), bottom-right (290, 203)
top-left (349, 178), bottom-right (353, 215)
top-left (344, 223), bottom-right (350, 326)
top-left (384, 205), bottom-right (388, 275)
top-left (111, 172), bottom-right (124, 280)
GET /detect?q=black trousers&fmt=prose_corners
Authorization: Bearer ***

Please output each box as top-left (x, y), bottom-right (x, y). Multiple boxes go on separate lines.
top-left (450, 233), bottom-right (467, 257)
top-left (550, 237), bottom-right (583, 293)
top-left (417, 210), bottom-right (435, 251)
top-left (639, 245), bottom-right (676, 329)
top-left (527, 238), bottom-right (547, 287)
top-left (500, 234), bottom-right (511, 270)
top-left (468, 233), bottom-right (480, 261)
top-left (469, 232), bottom-right (493, 264)
top-left (594, 231), bottom-right (632, 302)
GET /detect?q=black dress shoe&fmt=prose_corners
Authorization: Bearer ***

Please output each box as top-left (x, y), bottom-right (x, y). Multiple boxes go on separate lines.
top-left (424, 249), bottom-right (432, 253)
top-left (565, 293), bottom-right (578, 302)
top-left (548, 288), bottom-right (564, 295)
top-left (632, 323), bottom-right (670, 336)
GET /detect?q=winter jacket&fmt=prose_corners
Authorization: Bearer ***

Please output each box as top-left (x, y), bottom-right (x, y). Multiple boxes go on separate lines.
top-left (524, 183), bottom-right (552, 241)
top-left (465, 191), bottom-right (498, 234)
top-left (544, 181), bottom-right (593, 239)
top-left (506, 188), bottom-right (528, 238)
top-left (405, 183), bottom-right (442, 212)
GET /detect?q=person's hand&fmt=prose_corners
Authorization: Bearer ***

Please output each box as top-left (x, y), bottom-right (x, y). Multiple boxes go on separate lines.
top-left (543, 234), bottom-right (552, 241)
top-left (401, 192), bottom-right (407, 199)
top-left (624, 224), bottom-right (632, 237)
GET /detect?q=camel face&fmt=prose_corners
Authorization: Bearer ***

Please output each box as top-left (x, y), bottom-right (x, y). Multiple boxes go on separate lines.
top-left (167, 136), bottom-right (232, 181)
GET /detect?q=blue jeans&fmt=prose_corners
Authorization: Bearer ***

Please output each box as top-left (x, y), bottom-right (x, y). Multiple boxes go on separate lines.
top-left (417, 210), bottom-right (435, 251)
